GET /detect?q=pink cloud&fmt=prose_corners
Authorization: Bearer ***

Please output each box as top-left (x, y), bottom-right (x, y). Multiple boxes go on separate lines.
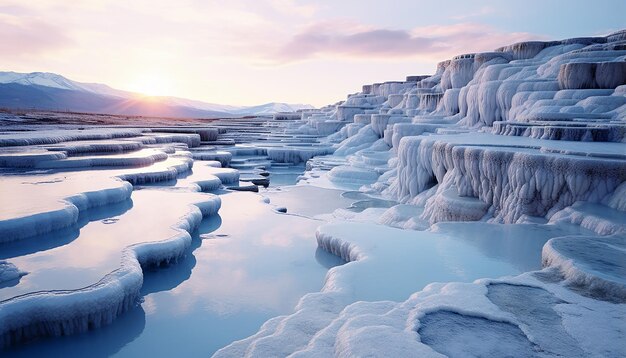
top-left (0, 9), bottom-right (72, 58)
top-left (270, 21), bottom-right (543, 63)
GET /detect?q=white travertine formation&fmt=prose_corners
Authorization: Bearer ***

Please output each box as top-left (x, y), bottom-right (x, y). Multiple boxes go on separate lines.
top-left (217, 30), bottom-right (626, 357)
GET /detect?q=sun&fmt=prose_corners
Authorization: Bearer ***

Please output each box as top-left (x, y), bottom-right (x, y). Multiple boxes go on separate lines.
top-left (128, 74), bottom-right (172, 97)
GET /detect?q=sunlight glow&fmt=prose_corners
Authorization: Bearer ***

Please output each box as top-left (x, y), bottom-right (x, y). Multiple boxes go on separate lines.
top-left (128, 74), bottom-right (172, 97)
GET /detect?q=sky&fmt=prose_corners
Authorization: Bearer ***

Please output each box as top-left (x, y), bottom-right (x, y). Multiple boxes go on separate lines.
top-left (1, 0), bottom-right (625, 107)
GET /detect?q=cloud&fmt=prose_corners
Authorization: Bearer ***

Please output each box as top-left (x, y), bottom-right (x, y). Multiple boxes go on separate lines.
top-left (269, 21), bottom-right (542, 63)
top-left (0, 8), bottom-right (72, 58)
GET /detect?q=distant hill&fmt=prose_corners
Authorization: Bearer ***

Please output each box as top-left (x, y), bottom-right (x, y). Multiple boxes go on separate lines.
top-left (0, 72), bottom-right (314, 118)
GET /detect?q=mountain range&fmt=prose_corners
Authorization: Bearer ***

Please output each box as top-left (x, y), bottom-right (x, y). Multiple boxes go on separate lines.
top-left (0, 72), bottom-right (314, 118)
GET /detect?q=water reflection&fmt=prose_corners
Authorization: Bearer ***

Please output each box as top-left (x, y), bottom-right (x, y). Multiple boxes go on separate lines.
top-left (3, 190), bottom-right (342, 357)
top-left (0, 190), bottom-right (212, 300)
top-left (310, 221), bottom-right (561, 304)
top-left (110, 192), bottom-right (342, 356)
top-left (431, 222), bottom-right (585, 272)
top-left (0, 200), bottom-right (133, 260)
top-left (263, 185), bottom-right (357, 217)
top-left (266, 164), bottom-right (305, 187)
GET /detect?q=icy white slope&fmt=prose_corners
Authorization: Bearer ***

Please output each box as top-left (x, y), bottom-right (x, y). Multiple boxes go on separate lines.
top-left (543, 235), bottom-right (626, 302)
top-left (297, 30), bottom-right (626, 225)
top-left (0, 128), bottom-right (147, 147)
top-left (0, 130), bottom-right (232, 244)
top-left (217, 30), bottom-right (626, 357)
top-left (388, 132), bottom-right (625, 223)
top-left (215, 221), bottom-right (624, 357)
top-left (0, 151), bottom-right (201, 242)
top-left (215, 220), bottom-right (624, 358)
top-left (0, 131), bottom-right (234, 347)
top-left (0, 192), bottom-right (221, 348)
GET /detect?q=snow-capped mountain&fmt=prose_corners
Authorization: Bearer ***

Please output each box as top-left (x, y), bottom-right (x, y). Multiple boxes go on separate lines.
top-left (0, 71), bottom-right (314, 117)
top-left (0, 72), bottom-right (133, 98)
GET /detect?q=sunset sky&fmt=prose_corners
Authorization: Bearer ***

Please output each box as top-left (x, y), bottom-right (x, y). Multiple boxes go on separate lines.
top-left (2, 0), bottom-right (624, 107)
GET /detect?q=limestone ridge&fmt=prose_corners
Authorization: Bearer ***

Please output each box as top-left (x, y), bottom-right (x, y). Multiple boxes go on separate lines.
top-left (296, 29), bottom-right (626, 225)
